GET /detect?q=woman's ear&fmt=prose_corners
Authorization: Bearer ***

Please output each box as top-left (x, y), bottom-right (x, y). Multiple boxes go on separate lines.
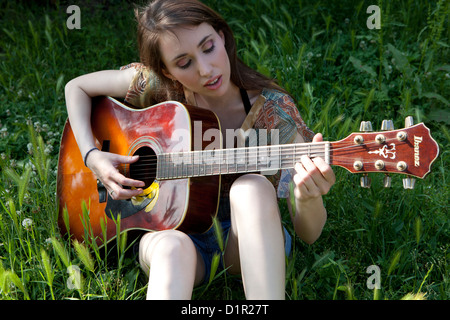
top-left (218, 30), bottom-right (225, 45)
top-left (162, 68), bottom-right (176, 81)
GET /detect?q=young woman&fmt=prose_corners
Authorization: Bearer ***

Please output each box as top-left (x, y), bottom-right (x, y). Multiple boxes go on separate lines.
top-left (64, 0), bottom-right (335, 300)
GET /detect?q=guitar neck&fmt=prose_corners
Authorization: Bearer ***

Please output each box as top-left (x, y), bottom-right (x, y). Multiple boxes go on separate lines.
top-left (156, 142), bottom-right (330, 180)
top-left (154, 122), bottom-right (438, 180)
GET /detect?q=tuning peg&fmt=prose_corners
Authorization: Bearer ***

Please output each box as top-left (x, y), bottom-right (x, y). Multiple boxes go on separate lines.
top-left (360, 121), bottom-right (373, 132)
top-left (381, 120), bottom-right (394, 131)
top-left (402, 176), bottom-right (416, 189)
top-left (360, 174), bottom-right (371, 188)
top-left (383, 174), bottom-right (392, 188)
top-left (405, 116), bottom-right (414, 128)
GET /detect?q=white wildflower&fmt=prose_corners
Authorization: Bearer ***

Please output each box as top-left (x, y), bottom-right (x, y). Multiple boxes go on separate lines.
top-left (44, 145), bottom-right (53, 155)
top-left (22, 218), bottom-right (33, 231)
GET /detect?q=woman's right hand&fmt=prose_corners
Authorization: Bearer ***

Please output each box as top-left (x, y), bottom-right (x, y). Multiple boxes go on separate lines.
top-left (85, 149), bottom-right (145, 200)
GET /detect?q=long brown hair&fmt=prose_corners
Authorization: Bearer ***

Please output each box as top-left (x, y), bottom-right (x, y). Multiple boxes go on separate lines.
top-left (135, 0), bottom-right (285, 99)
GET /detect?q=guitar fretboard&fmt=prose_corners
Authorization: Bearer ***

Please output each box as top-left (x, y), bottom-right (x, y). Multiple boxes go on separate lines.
top-left (156, 142), bottom-right (330, 180)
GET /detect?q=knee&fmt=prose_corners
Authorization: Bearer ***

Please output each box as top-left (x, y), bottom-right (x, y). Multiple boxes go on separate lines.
top-left (229, 174), bottom-right (279, 224)
top-left (140, 230), bottom-right (195, 267)
top-left (154, 230), bottom-right (195, 259)
top-left (230, 174), bottom-right (276, 202)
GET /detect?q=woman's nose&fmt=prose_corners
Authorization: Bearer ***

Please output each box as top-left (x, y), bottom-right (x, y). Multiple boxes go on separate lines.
top-left (197, 58), bottom-right (213, 78)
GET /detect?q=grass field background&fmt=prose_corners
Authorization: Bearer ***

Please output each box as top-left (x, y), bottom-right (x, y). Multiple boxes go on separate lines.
top-left (0, 0), bottom-right (448, 300)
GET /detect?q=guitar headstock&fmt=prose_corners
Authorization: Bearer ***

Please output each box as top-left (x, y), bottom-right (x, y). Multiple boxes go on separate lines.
top-left (330, 117), bottom-right (439, 189)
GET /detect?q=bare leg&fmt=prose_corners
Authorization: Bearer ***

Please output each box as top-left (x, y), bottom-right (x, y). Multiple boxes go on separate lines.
top-left (139, 230), bottom-right (205, 300)
top-left (224, 174), bottom-right (285, 299)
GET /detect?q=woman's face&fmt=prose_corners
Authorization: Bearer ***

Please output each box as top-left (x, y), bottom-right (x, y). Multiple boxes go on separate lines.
top-left (159, 22), bottom-right (233, 99)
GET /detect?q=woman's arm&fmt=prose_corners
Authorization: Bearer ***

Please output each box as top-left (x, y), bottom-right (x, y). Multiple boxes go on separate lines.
top-left (64, 68), bottom-right (145, 199)
top-left (287, 133), bottom-right (335, 244)
top-left (65, 69), bottom-right (134, 156)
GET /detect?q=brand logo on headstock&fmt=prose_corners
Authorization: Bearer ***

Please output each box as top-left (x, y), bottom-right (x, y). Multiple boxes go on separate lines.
top-left (414, 136), bottom-right (422, 167)
top-left (368, 143), bottom-right (396, 159)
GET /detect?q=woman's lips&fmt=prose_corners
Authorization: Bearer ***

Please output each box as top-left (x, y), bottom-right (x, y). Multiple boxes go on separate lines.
top-left (204, 75), bottom-right (222, 89)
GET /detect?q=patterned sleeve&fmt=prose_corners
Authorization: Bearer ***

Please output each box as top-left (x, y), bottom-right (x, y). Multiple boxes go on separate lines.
top-left (120, 62), bottom-right (164, 108)
top-left (254, 90), bottom-right (315, 198)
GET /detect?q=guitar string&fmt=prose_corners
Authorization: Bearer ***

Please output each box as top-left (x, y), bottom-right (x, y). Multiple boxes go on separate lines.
top-left (125, 156), bottom-right (402, 176)
top-left (116, 136), bottom-right (401, 162)
top-left (120, 159), bottom-right (404, 179)
top-left (119, 137), bottom-right (400, 163)
top-left (119, 145), bottom-right (328, 166)
top-left (126, 148), bottom-right (329, 167)
top-left (119, 140), bottom-right (379, 165)
top-left (116, 138), bottom-right (404, 178)
top-left (116, 138), bottom-right (405, 179)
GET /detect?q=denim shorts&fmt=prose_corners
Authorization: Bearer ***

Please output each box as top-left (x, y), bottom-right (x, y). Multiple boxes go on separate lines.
top-left (189, 198), bottom-right (292, 284)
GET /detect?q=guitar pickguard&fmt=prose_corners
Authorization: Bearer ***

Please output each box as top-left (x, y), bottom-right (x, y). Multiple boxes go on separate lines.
top-left (105, 181), bottom-right (160, 220)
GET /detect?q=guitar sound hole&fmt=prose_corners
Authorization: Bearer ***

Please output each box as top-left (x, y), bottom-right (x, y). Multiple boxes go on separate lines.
top-left (129, 146), bottom-right (157, 189)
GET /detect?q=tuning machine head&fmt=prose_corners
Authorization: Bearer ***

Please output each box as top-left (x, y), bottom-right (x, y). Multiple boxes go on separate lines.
top-left (403, 176), bottom-right (416, 189)
top-left (381, 120), bottom-right (394, 131)
top-left (405, 116), bottom-right (414, 128)
top-left (383, 174), bottom-right (392, 188)
top-left (360, 121), bottom-right (373, 132)
top-left (360, 174), bottom-right (371, 188)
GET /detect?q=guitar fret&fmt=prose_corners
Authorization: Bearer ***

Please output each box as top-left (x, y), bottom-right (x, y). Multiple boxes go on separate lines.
top-left (226, 149), bottom-right (229, 174)
top-left (165, 153), bottom-right (169, 179)
top-left (235, 148), bottom-right (238, 173)
top-left (169, 154), bottom-right (173, 179)
top-left (181, 158), bottom-right (186, 178)
top-left (293, 145), bottom-right (296, 167)
top-left (244, 147), bottom-right (248, 173)
top-left (164, 153), bottom-right (168, 179)
top-left (255, 147), bottom-right (258, 171)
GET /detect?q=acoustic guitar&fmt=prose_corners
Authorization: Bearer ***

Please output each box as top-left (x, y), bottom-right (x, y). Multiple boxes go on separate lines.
top-left (57, 96), bottom-right (439, 247)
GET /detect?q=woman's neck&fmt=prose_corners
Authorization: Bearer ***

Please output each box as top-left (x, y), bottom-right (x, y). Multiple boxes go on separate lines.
top-left (194, 83), bottom-right (241, 113)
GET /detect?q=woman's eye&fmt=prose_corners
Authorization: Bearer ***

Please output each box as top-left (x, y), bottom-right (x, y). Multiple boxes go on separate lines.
top-left (203, 40), bottom-right (215, 54)
top-left (177, 59), bottom-right (191, 69)
top-left (176, 40), bottom-right (215, 70)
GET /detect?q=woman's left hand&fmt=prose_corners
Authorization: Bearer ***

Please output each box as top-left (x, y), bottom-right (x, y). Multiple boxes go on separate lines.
top-left (293, 133), bottom-right (336, 203)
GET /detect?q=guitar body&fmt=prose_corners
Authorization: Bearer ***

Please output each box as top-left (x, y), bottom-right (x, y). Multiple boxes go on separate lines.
top-left (57, 96), bottom-right (221, 246)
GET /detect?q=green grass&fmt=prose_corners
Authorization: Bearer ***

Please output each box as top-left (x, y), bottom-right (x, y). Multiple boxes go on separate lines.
top-left (0, 0), bottom-right (448, 300)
